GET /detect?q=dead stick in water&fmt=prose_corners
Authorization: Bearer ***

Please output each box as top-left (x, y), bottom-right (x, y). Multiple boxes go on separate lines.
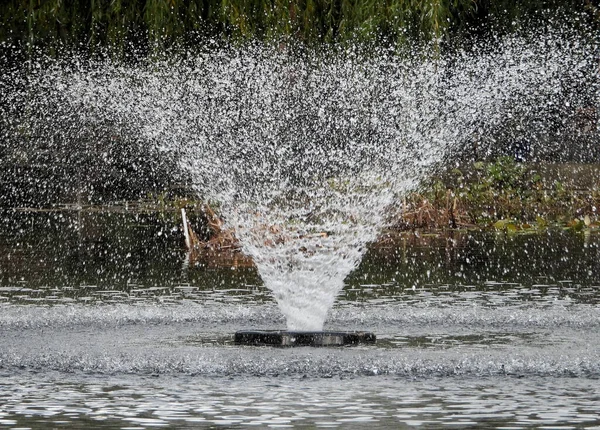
top-left (181, 208), bottom-right (191, 249)
top-left (181, 208), bottom-right (200, 250)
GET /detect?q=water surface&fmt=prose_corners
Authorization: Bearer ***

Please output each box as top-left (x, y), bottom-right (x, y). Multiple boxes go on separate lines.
top-left (1, 210), bottom-right (599, 428)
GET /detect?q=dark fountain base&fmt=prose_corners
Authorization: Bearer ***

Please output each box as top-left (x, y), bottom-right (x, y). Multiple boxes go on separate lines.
top-left (234, 330), bottom-right (376, 347)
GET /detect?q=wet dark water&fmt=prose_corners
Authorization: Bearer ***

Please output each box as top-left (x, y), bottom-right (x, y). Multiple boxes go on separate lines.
top-left (1, 210), bottom-right (599, 428)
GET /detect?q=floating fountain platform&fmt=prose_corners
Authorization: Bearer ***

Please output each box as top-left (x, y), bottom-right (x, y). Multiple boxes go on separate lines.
top-left (234, 330), bottom-right (376, 347)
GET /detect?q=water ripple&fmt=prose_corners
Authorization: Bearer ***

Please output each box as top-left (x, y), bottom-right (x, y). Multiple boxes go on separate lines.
top-left (1, 301), bottom-right (598, 330)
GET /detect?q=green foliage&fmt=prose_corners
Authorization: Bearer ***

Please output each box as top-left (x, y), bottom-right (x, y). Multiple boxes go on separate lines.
top-left (1, 0), bottom-right (595, 57)
top-left (413, 158), bottom-right (600, 230)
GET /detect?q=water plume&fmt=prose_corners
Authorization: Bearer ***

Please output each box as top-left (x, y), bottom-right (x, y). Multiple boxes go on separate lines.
top-left (2, 27), bottom-right (597, 329)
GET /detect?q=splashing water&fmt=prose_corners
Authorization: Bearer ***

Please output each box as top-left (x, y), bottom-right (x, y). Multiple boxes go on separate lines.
top-left (2, 27), bottom-right (597, 330)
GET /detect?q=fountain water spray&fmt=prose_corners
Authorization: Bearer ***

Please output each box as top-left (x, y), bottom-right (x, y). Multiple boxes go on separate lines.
top-left (2, 26), bottom-right (597, 331)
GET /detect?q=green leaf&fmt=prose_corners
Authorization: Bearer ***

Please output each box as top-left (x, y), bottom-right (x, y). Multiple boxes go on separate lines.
top-left (535, 216), bottom-right (548, 230)
top-left (493, 219), bottom-right (514, 230)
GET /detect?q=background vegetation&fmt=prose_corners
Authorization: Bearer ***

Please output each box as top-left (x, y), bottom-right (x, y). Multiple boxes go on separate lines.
top-left (0, 0), bottom-right (599, 57)
top-left (399, 158), bottom-right (600, 230)
top-left (1, 0), bottom-right (598, 217)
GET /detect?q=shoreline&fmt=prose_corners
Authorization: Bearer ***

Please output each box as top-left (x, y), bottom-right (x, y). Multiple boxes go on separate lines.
top-left (2, 161), bottom-right (599, 241)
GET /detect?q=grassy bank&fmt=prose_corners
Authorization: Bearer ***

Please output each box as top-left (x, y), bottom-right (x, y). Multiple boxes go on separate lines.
top-left (398, 158), bottom-right (600, 232)
top-left (5, 159), bottom-right (599, 237)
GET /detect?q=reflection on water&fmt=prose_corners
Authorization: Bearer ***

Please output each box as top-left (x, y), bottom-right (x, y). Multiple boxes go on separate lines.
top-left (345, 228), bottom-right (600, 303)
top-left (0, 209), bottom-right (263, 303)
top-left (1, 209), bottom-right (599, 428)
top-left (1, 209), bottom-right (598, 305)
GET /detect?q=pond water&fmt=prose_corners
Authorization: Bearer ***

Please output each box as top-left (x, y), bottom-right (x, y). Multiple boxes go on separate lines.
top-left (1, 210), bottom-right (599, 428)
